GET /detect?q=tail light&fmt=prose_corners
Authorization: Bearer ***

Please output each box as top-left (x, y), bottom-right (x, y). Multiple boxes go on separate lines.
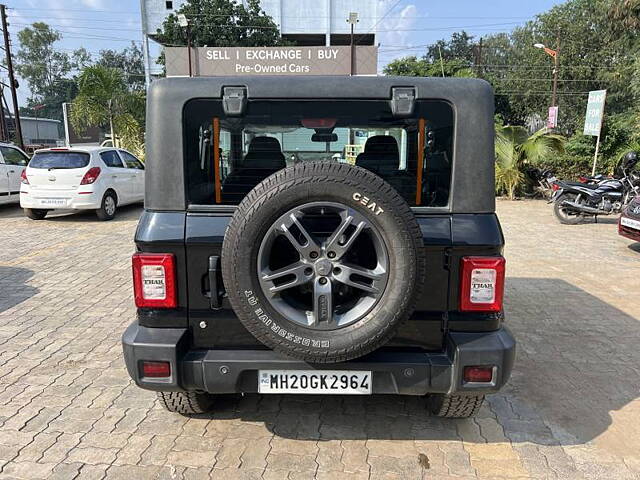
top-left (80, 167), bottom-right (101, 185)
top-left (459, 256), bottom-right (505, 312)
top-left (132, 253), bottom-right (177, 308)
top-left (551, 183), bottom-right (560, 191)
top-left (579, 176), bottom-right (588, 183)
top-left (464, 366), bottom-right (495, 383)
top-left (141, 360), bottom-right (171, 378)
top-left (20, 169), bottom-right (29, 184)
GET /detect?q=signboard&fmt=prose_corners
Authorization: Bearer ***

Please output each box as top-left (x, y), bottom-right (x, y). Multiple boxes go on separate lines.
top-left (165, 46), bottom-right (378, 77)
top-left (547, 106), bottom-right (558, 129)
top-left (583, 89), bottom-right (606, 136)
top-left (62, 103), bottom-right (102, 146)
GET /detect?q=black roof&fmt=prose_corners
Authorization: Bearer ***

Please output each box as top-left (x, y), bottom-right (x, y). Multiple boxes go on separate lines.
top-left (145, 76), bottom-right (495, 213)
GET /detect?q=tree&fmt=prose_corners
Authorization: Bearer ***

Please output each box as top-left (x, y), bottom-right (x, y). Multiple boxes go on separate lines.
top-left (97, 43), bottom-right (145, 91)
top-left (70, 65), bottom-right (145, 150)
top-left (155, 0), bottom-right (288, 50)
top-left (15, 23), bottom-right (87, 98)
top-left (383, 31), bottom-right (476, 78)
top-left (495, 125), bottom-right (565, 199)
top-left (15, 22), bottom-right (89, 122)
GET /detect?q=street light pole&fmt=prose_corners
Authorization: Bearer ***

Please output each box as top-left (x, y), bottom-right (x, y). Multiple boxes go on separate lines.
top-left (534, 42), bottom-right (559, 107)
top-left (177, 14), bottom-right (192, 77)
top-left (347, 12), bottom-right (358, 76)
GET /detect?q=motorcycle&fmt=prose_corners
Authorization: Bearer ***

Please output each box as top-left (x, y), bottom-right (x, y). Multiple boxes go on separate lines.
top-left (551, 151), bottom-right (640, 224)
top-left (525, 167), bottom-right (556, 199)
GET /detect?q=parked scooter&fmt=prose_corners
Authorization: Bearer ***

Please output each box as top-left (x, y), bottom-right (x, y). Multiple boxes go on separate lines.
top-left (551, 151), bottom-right (640, 224)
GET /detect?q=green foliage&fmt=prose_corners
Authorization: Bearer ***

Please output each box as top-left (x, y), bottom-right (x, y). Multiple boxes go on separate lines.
top-left (15, 23), bottom-right (90, 122)
top-left (384, 0), bottom-right (640, 178)
top-left (495, 124), bottom-right (565, 198)
top-left (96, 42), bottom-right (145, 93)
top-left (70, 65), bottom-right (145, 150)
top-left (383, 32), bottom-right (477, 78)
top-left (535, 153), bottom-right (592, 180)
top-left (155, 0), bottom-right (288, 52)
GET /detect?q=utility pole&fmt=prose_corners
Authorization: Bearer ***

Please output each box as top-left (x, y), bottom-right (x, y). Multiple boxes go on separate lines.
top-left (474, 37), bottom-right (483, 78)
top-left (1, 4), bottom-right (23, 150)
top-left (347, 12), bottom-right (358, 76)
top-left (0, 87), bottom-right (8, 141)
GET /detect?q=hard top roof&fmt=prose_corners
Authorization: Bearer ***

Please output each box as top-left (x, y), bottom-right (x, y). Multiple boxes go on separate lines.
top-left (145, 75), bottom-right (496, 214)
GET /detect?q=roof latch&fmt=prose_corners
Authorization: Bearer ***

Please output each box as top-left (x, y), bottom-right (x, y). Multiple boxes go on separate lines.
top-left (222, 86), bottom-right (247, 116)
top-left (390, 87), bottom-right (416, 116)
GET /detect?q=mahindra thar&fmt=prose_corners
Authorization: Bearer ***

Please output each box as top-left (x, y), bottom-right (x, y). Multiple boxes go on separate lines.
top-left (122, 76), bottom-right (515, 418)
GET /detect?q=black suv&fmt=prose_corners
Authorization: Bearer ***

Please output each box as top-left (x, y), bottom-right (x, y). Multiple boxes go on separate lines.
top-left (123, 76), bottom-right (515, 418)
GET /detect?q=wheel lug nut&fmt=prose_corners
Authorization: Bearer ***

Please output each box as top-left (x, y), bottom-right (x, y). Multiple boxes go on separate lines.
top-left (327, 251), bottom-right (336, 258)
top-left (319, 277), bottom-right (328, 285)
top-left (310, 251), bottom-right (318, 259)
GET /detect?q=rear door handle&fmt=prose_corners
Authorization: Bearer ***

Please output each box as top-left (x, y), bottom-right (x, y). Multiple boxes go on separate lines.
top-left (206, 255), bottom-right (223, 309)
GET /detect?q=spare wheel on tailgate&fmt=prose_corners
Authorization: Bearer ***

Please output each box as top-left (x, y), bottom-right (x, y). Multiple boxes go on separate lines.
top-left (222, 161), bottom-right (426, 363)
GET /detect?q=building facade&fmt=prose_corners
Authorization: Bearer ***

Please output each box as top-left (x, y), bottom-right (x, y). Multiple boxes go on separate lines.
top-left (140, 0), bottom-right (378, 86)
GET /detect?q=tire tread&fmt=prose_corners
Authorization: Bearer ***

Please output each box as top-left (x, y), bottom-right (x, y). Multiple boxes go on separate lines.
top-left (429, 394), bottom-right (485, 418)
top-left (157, 391), bottom-right (213, 416)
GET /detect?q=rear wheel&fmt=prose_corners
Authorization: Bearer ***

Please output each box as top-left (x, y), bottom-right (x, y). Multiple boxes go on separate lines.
top-left (554, 193), bottom-right (584, 225)
top-left (96, 191), bottom-right (117, 221)
top-left (157, 391), bottom-right (214, 416)
top-left (24, 208), bottom-right (48, 220)
top-left (428, 394), bottom-right (485, 418)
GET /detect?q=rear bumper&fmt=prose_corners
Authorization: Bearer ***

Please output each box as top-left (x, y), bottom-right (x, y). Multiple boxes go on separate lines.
top-left (619, 213), bottom-right (640, 242)
top-left (20, 188), bottom-right (101, 210)
top-left (122, 322), bottom-right (515, 396)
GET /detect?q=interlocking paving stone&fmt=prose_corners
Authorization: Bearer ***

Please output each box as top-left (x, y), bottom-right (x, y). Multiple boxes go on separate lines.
top-left (0, 200), bottom-right (639, 479)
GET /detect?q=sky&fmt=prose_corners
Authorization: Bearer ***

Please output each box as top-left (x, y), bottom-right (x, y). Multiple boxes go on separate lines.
top-left (4, 0), bottom-right (567, 105)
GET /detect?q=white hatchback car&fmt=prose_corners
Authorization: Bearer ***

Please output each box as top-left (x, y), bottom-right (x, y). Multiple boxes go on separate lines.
top-left (0, 142), bottom-right (30, 206)
top-left (20, 146), bottom-right (144, 220)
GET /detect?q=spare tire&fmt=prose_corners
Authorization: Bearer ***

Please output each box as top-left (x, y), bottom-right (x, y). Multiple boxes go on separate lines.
top-left (221, 162), bottom-right (425, 363)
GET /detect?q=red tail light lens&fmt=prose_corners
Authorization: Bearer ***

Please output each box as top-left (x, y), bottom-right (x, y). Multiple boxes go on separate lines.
top-left (464, 366), bottom-right (495, 383)
top-left (132, 253), bottom-right (177, 308)
top-left (459, 256), bottom-right (505, 312)
top-left (141, 360), bottom-right (171, 378)
top-left (80, 166), bottom-right (101, 185)
top-left (551, 183), bottom-right (560, 191)
top-left (20, 169), bottom-right (29, 184)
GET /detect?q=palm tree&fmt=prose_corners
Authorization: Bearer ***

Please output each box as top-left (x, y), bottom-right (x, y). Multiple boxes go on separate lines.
top-left (70, 65), bottom-right (144, 147)
top-left (495, 124), bottom-right (565, 200)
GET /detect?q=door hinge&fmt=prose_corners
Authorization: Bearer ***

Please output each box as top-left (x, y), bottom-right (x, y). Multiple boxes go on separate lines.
top-left (443, 249), bottom-right (452, 270)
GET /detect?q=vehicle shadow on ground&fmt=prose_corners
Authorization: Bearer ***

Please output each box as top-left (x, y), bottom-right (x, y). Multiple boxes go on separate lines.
top-left (0, 266), bottom-right (38, 313)
top-left (43, 204), bottom-right (143, 223)
top-left (204, 278), bottom-right (638, 448)
top-left (0, 204), bottom-right (24, 219)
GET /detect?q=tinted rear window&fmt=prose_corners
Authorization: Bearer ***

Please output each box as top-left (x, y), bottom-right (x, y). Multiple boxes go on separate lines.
top-left (184, 99), bottom-right (453, 207)
top-left (29, 152), bottom-right (90, 169)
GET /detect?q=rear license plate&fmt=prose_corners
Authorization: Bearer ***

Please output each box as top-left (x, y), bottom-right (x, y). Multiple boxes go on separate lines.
top-left (621, 216), bottom-right (640, 231)
top-left (258, 370), bottom-right (372, 394)
top-left (38, 198), bottom-right (66, 207)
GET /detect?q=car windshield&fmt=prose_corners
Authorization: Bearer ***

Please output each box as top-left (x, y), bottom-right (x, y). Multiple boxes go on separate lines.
top-left (29, 152), bottom-right (90, 169)
top-left (184, 99), bottom-right (454, 207)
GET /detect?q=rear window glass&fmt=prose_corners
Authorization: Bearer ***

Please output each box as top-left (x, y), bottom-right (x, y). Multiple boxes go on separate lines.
top-left (29, 152), bottom-right (90, 169)
top-left (184, 99), bottom-right (453, 207)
